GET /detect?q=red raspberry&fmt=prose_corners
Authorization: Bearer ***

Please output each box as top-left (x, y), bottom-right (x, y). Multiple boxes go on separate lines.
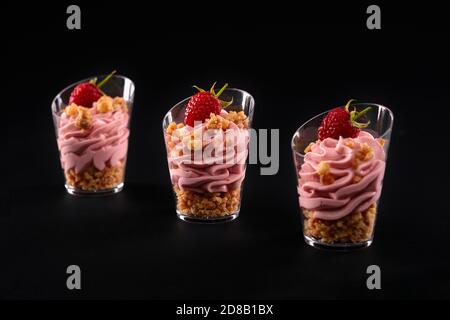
top-left (69, 83), bottom-right (102, 108)
top-left (184, 83), bottom-right (232, 127)
top-left (68, 70), bottom-right (117, 108)
top-left (318, 100), bottom-right (371, 140)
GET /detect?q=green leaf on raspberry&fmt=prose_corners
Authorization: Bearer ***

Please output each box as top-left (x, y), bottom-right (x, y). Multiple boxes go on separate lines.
top-left (343, 99), bottom-right (371, 128)
top-left (350, 107), bottom-right (371, 128)
top-left (214, 83), bottom-right (228, 98)
top-left (209, 82), bottom-right (217, 95)
top-left (193, 85), bottom-right (205, 92)
top-left (344, 99), bottom-right (357, 112)
top-left (220, 99), bottom-right (233, 108)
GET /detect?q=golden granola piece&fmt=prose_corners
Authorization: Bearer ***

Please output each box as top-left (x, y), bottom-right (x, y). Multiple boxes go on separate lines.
top-left (206, 113), bottom-right (230, 130)
top-left (75, 107), bottom-right (93, 130)
top-left (166, 122), bottom-right (177, 135)
top-left (224, 111), bottom-right (249, 129)
top-left (317, 161), bottom-right (334, 185)
top-left (356, 142), bottom-right (373, 161)
top-left (304, 142), bottom-right (314, 153)
top-left (64, 103), bottom-right (79, 117)
top-left (181, 134), bottom-right (202, 151)
top-left (112, 97), bottom-right (128, 112)
top-left (96, 96), bottom-right (114, 113)
top-left (344, 140), bottom-right (355, 148)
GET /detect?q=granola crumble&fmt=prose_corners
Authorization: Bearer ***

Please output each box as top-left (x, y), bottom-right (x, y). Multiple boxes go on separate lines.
top-left (317, 161), bottom-right (334, 185)
top-left (75, 107), bottom-right (93, 130)
top-left (65, 163), bottom-right (125, 191)
top-left (302, 203), bottom-right (377, 244)
top-left (174, 186), bottom-right (241, 217)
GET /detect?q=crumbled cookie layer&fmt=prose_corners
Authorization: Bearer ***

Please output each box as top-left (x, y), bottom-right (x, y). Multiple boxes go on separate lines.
top-left (174, 187), bottom-right (240, 218)
top-left (166, 110), bottom-right (249, 136)
top-left (165, 111), bottom-right (249, 154)
top-left (65, 163), bottom-right (125, 191)
top-left (302, 203), bottom-right (377, 244)
top-left (206, 111), bottom-right (249, 130)
top-left (96, 96), bottom-right (129, 113)
top-left (63, 96), bottom-right (128, 127)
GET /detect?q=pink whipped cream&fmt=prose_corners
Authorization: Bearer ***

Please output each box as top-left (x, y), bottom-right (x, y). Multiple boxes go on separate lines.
top-left (57, 105), bottom-right (130, 173)
top-left (167, 110), bottom-right (249, 193)
top-left (298, 131), bottom-right (385, 220)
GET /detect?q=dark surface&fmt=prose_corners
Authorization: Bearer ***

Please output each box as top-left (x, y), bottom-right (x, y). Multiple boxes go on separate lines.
top-left (4, 1), bottom-right (450, 299)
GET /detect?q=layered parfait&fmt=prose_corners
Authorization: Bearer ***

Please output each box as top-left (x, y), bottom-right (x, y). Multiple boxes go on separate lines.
top-left (296, 100), bottom-right (387, 245)
top-left (164, 83), bottom-right (251, 220)
top-left (53, 71), bottom-right (132, 194)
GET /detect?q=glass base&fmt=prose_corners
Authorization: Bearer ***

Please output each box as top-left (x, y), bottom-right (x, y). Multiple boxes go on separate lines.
top-left (65, 183), bottom-right (124, 196)
top-left (304, 235), bottom-right (373, 251)
top-left (176, 211), bottom-right (239, 224)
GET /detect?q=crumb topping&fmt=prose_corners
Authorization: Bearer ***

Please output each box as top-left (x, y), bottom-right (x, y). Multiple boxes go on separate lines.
top-left (113, 97), bottom-right (128, 112)
top-left (356, 142), bottom-right (373, 162)
top-left (75, 106), bottom-right (93, 130)
top-left (205, 113), bottom-right (230, 130)
top-left (304, 142), bottom-right (314, 153)
top-left (166, 110), bottom-right (248, 135)
top-left (63, 96), bottom-right (128, 123)
top-left (317, 161), bottom-right (334, 185)
top-left (96, 96), bottom-right (114, 113)
top-left (65, 103), bottom-right (79, 117)
top-left (224, 111), bottom-right (249, 129)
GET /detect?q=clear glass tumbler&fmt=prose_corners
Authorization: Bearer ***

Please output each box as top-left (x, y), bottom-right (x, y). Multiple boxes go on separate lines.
top-left (52, 74), bottom-right (135, 195)
top-left (163, 88), bottom-right (255, 223)
top-left (292, 103), bottom-right (394, 249)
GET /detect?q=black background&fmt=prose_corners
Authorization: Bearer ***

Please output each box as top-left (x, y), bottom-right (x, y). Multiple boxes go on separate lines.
top-left (3, 1), bottom-right (450, 299)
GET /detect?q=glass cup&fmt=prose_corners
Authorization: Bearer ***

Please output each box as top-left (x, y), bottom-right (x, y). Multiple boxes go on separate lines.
top-left (52, 74), bottom-right (135, 195)
top-left (163, 88), bottom-right (255, 223)
top-left (292, 103), bottom-right (394, 249)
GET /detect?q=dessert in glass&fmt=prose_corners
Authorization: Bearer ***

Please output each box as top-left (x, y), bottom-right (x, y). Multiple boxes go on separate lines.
top-left (51, 71), bottom-right (135, 195)
top-left (292, 100), bottom-right (394, 249)
top-left (163, 83), bottom-right (255, 222)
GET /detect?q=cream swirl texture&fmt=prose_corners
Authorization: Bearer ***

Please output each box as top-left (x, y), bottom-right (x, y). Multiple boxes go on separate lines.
top-left (167, 110), bottom-right (249, 193)
top-left (298, 131), bottom-right (386, 220)
top-left (57, 107), bottom-right (129, 173)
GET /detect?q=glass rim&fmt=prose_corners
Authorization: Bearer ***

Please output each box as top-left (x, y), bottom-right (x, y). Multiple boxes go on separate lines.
top-left (162, 87), bottom-right (255, 127)
top-left (51, 74), bottom-right (135, 115)
top-left (291, 103), bottom-right (394, 157)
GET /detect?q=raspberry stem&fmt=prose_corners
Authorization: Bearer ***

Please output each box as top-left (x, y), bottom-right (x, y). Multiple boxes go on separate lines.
top-left (343, 99), bottom-right (371, 129)
top-left (350, 107), bottom-right (371, 128)
top-left (97, 70), bottom-right (117, 89)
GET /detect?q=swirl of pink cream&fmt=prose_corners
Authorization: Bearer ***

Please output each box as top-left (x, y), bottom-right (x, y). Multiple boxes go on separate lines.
top-left (167, 111), bottom-right (249, 193)
top-left (57, 108), bottom-right (130, 173)
top-left (298, 131), bottom-right (386, 220)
